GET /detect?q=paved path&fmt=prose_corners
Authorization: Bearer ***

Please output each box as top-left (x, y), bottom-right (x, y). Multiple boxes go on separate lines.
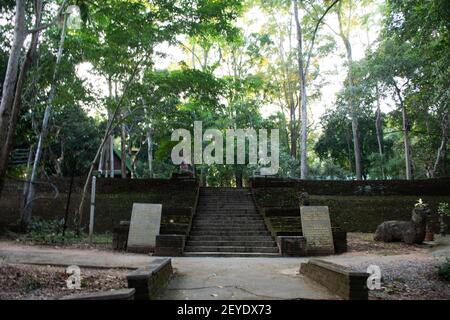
top-left (1, 238), bottom-right (449, 300)
top-left (0, 243), bottom-right (153, 269)
top-left (0, 242), bottom-right (337, 299)
top-left (163, 257), bottom-right (338, 300)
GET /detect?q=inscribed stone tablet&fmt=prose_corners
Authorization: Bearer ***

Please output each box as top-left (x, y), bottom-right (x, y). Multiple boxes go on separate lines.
top-left (127, 203), bottom-right (162, 253)
top-left (300, 206), bottom-right (335, 255)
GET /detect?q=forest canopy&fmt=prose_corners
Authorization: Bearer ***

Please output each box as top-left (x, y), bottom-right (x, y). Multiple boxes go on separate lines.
top-left (0, 0), bottom-right (448, 192)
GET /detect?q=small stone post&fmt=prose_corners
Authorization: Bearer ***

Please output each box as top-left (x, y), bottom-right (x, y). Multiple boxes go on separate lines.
top-left (88, 176), bottom-right (97, 243)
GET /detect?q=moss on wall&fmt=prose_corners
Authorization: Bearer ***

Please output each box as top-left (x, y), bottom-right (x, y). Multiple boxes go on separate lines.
top-left (250, 177), bottom-right (450, 196)
top-left (0, 178), bottom-right (199, 235)
top-left (252, 186), bottom-right (450, 234)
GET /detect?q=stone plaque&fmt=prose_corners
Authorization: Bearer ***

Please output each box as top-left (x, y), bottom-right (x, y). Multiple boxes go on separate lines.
top-left (300, 206), bottom-right (335, 255)
top-left (127, 203), bottom-right (162, 253)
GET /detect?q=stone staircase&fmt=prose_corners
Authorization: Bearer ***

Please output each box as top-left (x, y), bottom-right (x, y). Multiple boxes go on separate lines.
top-left (184, 188), bottom-right (280, 257)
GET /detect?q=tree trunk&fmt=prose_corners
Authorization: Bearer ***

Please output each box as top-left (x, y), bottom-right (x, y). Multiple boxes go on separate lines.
top-left (75, 56), bottom-right (145, 234)
top-left (351, 117), bottom-right (363, 180)
top-left (0, 0), bottom-right (26, 197)
top-left (1, 2), bottom-right (42, 196)
top-left (21, 12), bottom-right (67, 227)
top-left (277, 25), bottom-right (297, 159)
top-left (109, 127), bottom-right (114, 178)
top-left (121, 123), bottom-right (127, 178)
top-left (293, 0), bottom-right (308, 179)
top-left (21, 146), bottom-right (34, 211)
top-left (289, 94), bottom-right (297, 158)
top-left (98, 144), bottom-right (105, 176)
top-left (395, 86), bottom-right (413, 180)
top-left (147, 125), bottom-right (153, 178)
top-left (375, 106), bottom-right (385, 179)
top-left (337, 1), bottom-right (363, 180)
top-left (375, 88), bottom-right (385, 179)
top-left (431, 114), bottom-right (447, 178)
top-left (346, 128), bottom-right (353, 174)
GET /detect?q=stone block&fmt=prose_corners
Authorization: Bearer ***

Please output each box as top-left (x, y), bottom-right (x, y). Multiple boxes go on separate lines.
top-left (112, 222), bottom-right (130, 251)
top-left (154, 235), bottom-right (186, 256)
top-left (60, 288), bottom-right (135, 300)
top-left (332, 229), bottom-right (348, 254)
top-left (126, 258), bottom-right (173, 300)
top-left (277, 236), bottom-right (307, 257)
top-left (300, 259), bottom-right (368, 300)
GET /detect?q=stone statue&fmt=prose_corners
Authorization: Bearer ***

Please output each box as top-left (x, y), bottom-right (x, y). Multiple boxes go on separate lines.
top-left (374, 202), bottom-right (431, 244)
top-left (298, 191), bottom-right (310, 206)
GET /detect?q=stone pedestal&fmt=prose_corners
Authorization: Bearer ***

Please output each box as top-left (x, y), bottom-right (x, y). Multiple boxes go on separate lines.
top-left (154, 235), bottom-right (186, 256)
top-left (278, 236), bottom-right (308, 257)
top-left (112, 221), bottom-right (130, 251)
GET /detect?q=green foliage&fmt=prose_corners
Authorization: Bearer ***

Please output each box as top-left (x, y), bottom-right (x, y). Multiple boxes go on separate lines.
top-left (438, 203), bottom-right (450, 217)
top-left (20, 217), bottom-right (112, 245)
top-left (21, 217), bottom-right (76, 244)
top-left (436, 259), bottom-right (450, 282)
top-left (1, 0), bottom-right (448, 187)
top-left (19, 274), bottom-right (42, 293)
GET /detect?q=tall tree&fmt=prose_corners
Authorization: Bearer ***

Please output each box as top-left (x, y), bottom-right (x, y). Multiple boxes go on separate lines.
top-left (0, 0), bottom-right (67, 197)
top-left (292, 0), bottom-right (340, 179)
top-left (0, 0), bottom-right (27, 195)
top-left (21, 8), bottom-right (70, 226)
top-left (335, 0), bottom-right (363, 180)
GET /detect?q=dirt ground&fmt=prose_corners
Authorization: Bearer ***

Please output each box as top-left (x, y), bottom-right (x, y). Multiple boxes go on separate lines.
top-left (0, 263), bottom-right (128, 300)
top-left (0, 233), bottom-right (448, 300)
top-left (347, 232), bottom-right (431, 255)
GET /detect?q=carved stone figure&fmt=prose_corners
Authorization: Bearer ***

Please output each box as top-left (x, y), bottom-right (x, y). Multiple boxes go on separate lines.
top-left (374, 206), bottom-right (431, 244)
top-left (298, 191), bottom-right (310, 206)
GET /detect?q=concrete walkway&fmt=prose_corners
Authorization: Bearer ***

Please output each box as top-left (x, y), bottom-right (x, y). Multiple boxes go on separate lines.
top-left (164, 257), bottom-right (338, 300)
top-left (0, 242), bottom-right (337, 300)
top-left (1, 238), bottom-right (449, 300)
top-left (0, 244), bottom-right (154, 269)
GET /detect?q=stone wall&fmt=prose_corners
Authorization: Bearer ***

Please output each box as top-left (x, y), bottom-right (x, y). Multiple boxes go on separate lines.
top-left (0, 177), bottom-right (200, 234)
top-left (251, 177), bottom-right (450, 234)
top-left (250, 177), bottom-right (450, 196)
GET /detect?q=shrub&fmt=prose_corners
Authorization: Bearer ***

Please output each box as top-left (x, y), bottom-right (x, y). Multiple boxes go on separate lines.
top-left (20, 217), bottom-right (112, 245)
top-left (19, 274), bottom-right (42, 292)
top-left (436, 258), bottom-right (450, 282)
top-left (22, 217), bottom-right (78, 244)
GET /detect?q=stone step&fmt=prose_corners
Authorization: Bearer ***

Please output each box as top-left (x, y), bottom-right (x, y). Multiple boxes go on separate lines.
top-left (192, 220), bottom-right (266, 226)
top-left (184, 246), bottom-right (279, 253)
top-left (198, 195), bottom-right (252, 198)
top-left (197, 211), bottom-right (257, 214)
top-left (186, 241), bottom-right (277, 247)
top-left (194, 214), bottom-right (261, 218)
top-left (188, 187), bottom-right (278, 255)
top-left (183, 252), bottom-right (280, 258)
top-left (188, 235), bottom-right (274, 241)
top-left (189, 230), bottom-right (271, 236)
top-left (198, 198), bottom-right (252, 200)
top-left (193, 221), bottom-right (264, 226)
top-left (197, 208), bottom-right (254, 210)
top-left (191, 226), bottom-right (267, 232)
top-left (192, 222), bottom-right (265, 227)
top-left (200, 188), bottom-right (250, 192)
top-left (198, 197), bottom-right (252, 199)
top-left (194, 217), bottom-right (262, 221)
top-left (196, 206), bottom-right (256, 209)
